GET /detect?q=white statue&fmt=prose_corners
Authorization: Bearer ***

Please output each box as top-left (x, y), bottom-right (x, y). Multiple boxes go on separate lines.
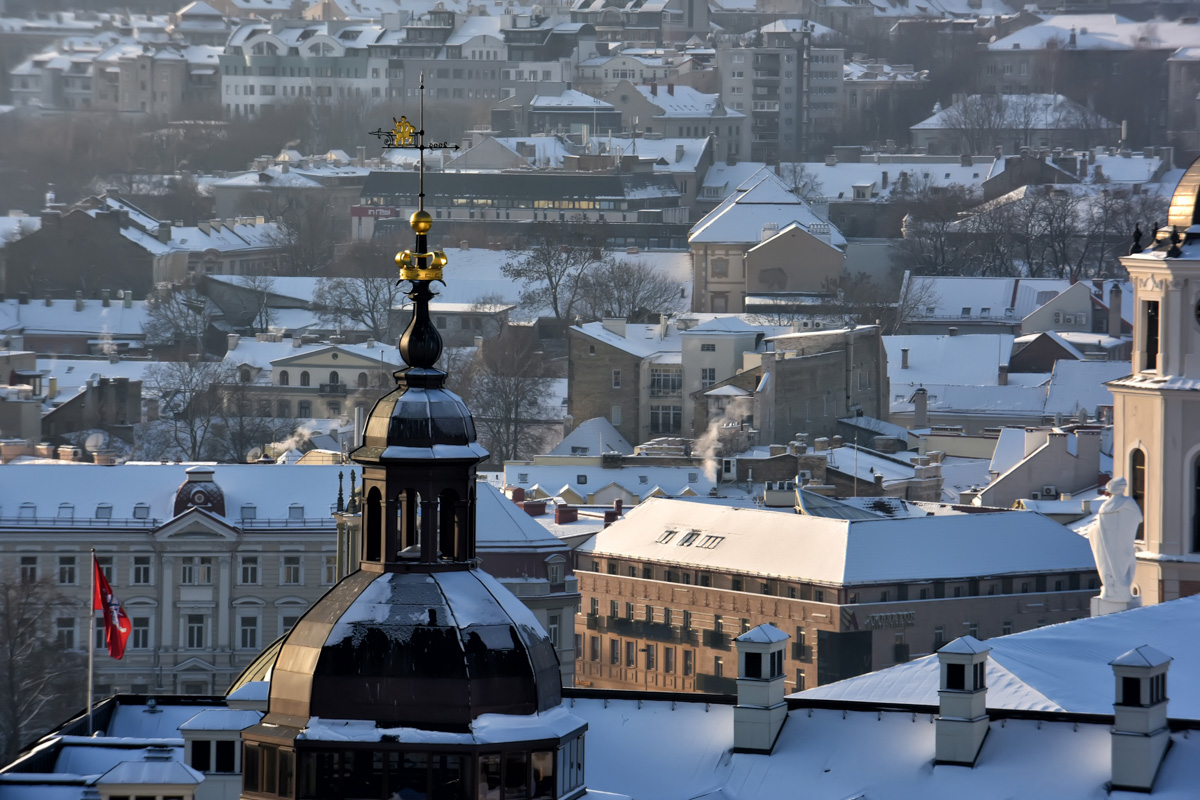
top-left (1086, 477), bottom-right (1142, 605)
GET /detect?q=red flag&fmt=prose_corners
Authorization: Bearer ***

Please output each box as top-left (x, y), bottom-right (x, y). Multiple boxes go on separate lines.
top-left (92, 555), bottom-right (130, 660)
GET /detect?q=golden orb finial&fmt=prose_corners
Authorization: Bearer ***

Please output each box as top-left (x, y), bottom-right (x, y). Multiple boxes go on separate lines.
top-left (410, 209), bottom-right (433, 233)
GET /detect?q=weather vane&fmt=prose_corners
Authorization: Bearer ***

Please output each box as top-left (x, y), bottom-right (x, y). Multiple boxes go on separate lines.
top-left (368, 73), bottom-right (454, 284)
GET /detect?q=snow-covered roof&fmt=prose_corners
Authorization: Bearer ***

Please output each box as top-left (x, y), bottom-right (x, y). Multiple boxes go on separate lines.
top-left (530, 89), bottom-right (613, 109)
top-left (506, 463), bottom-right (722, 502)
top-left (736, 623), bottom-right (789, 644)
top-left (988, 13), bottom-right (1200, 52)
top-left (0, 298), bottom-right (148, 338)
top-left (1041, 358), bottom-right (1127, 417)
top-left (577, 496), bottom-right (1095, 585)
top-left (634, 83), bottom-right (743, 119)
top-left (800, 593), bottom-right (1200, 719)
top-left (690, 169), bottom-right (846, 247)
top-left (177, 707), bottom-right (262, 731)
top-left (906, 275), bottom-right (1079, 321)
top-left (475, 482), bottom-right (574, 552)
top-left (783, 156), bottom-right (994, 203)
top-left (97, 760), bottom-right (202, 786)
top-left (885, 334), bottom-right (1015, 389)
top-left (912, 94), bottom-right (1117, 131)
top-left (549, 417), bottom-right (634, 456)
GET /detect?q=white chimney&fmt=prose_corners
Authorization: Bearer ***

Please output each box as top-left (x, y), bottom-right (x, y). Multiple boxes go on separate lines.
top-left (733, 624), bottom-right (790, 753)
top-left (227, 333), bottom-right (239, 351)
top-left (913, 387), bottom-right (928, 429)
top-left (1110, 645), bottom-right (1172, 792)
top-left (935, 636), bottom-right (990, 766)
top-left (901, 348), bottom-right (909, 369)
top-left (760, 222), bottom-right (779, 242)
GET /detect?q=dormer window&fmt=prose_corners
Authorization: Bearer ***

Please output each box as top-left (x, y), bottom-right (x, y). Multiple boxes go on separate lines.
top-left (241, 504), bottom-right (257, 521)
top-left (19, 502), bottom-right (35, 519)
top-left (57, 503), bottom-right (74, 519)
top-left (95, 504), bottom-right (113, 520)
top-left (133, 503), bottom-right (150, 519)
top-left (289, 504), bottom-right (304, 520)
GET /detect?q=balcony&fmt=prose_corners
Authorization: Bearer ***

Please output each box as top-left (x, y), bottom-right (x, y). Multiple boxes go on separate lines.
top-left (702, 630), bottom-right (730, 649)
top-left (586, 613), bottom-right (601, 631)
top-left (792, 643), bottom-right (813, 662)
top-left (642, 622), bottom-right (681, 643)
top-left (649, 385), bottom-right (682, 398)
top-left (608, 616), bottom-right (637, 635)
top-left (319, 383), bottom-right (347, 396)
top-left (696, 673), bottom-right (737, 694)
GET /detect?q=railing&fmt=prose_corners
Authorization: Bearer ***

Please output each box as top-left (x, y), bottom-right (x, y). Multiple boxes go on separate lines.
top-left (319, 383), bottom-right (347, 396)
top-left (0, 516), bottom-right (160, 527)
top-left (703, 630), bottom-right (730, 650)
top-left (240, 517), bottom-right (338, 529)
top-left (648, 386), bottom-right (682, 398)
top-left (696, 673), bottom-right (737, 694)
top-left (792, 643), bottom-right (813, 662)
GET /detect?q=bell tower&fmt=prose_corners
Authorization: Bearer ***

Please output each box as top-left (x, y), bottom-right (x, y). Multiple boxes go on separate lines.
top-left (1111, 159), bottom-right (1200, 603)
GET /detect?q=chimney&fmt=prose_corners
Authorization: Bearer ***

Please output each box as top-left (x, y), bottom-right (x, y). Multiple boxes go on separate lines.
top-left (123, 290), bottom-right (132, 309)
top-left (676, 144), bottom-right (685, 163)
top-left (508, 487), bottom-right (526, 503)
top-left (935, 636), bottom-right (990, 766)
top-left (830, 434), bottom-right (843, 448)
top-left (650, 81), bottom-right (657, 95)
top-left (901, 347), bottom-right (909, 369)
top-left (733, 624), bottom-right (789, 753)
top-left (881, 170), bottom-right (888, 189)
top-left (18, 292), bottom-right (28, 305)
top-left (948, 327), bottom-right (958, 336)
top-left (960, 153), bottom-right (973, 167)
top-left (603, 509), bottom-right (619, 527)
top-left (101, 289), bottom-right (111, 307)
top-left (994, 145), bottom-right (1003, 158)
top-left (825, 154), bottom-right (837, 166)
top-left (601, 317), bottom-right (627, 337)
top-left (555, 504), bottom-right (578, 524)
top-left (998, 364), bottom-right (1008, 385)
top-left (292, 336), bottom-right (303, 348)
top-left (44, 294), bottom-right (52, 307)
top-left (913, 387), bottom-right (928, 428)
top-left (613, 498), bottom-right (623, 515)
top-left (667, 83), bottom-right (674, 95)
top-left (227, 333), bottom-right (239, 351)
top-left (74, 291), bottom-right (84, 312)
top-left (1109, 645), bottom-right (1171, 792)
top-left (813, 437), bottom-right (830, 451)
top-left (1108, 283), bottom-right (1123, 337)
top-left (356, 145), bottom-right (366, 167)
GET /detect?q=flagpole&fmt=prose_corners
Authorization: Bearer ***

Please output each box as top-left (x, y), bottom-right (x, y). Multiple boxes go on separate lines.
top-left (88, 548), bottom-right (95, 735)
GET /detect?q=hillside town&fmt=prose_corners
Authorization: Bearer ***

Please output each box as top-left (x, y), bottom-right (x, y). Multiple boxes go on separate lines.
top-left (1, 0), bottom-right (1200, 797)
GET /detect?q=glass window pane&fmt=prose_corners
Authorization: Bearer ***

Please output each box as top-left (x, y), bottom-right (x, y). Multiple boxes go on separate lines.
top-left (503, 751), bottom-right (528, 799)
top-left (479, 754), bottom-right (501, 800)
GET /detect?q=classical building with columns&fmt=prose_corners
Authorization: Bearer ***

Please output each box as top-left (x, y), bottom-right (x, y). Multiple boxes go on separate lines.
top-left (1110, 158), bottom-right (1200, 604)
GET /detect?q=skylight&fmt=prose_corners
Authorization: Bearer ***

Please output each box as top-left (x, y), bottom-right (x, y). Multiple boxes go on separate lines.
top-left (679, 531), bottom-right (700, 546)
top-left (656, 530), bottom-right (677, 544)
top-left (698, 535), bottom-right (724, 549)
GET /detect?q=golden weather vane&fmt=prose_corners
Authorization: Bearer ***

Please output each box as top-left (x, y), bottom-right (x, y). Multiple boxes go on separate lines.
top-left (368, 73), bottom-right (454, 283)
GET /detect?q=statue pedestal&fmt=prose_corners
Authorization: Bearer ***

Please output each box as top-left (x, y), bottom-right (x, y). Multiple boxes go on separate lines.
top-left (1091, 595), bottom-right (1142, 617)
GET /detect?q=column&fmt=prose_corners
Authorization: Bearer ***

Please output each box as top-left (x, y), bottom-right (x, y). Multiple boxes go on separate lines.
top-left (159, 554), bottom-right (174, 658)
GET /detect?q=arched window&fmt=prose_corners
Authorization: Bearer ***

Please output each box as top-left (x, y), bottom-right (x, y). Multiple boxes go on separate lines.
top-left (1130, 448), bottom-right (1146, 541)
top-left (357, 372), bottom-right (368, 388)
top-left (1193, 456), bottom-right (1200, 553)
top-left (277, 400), bottom-right (291, 418)
top-left (300, 371), bottom-right (310, 387)
top-left (365, 487), bottom-right (382, 562)
top-left (329, 371), bottom-right (339, 386)
top-left (279, 370), bottom-right (289, 386)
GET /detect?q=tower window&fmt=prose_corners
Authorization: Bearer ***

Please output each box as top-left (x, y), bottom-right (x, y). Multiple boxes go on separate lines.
top-left (1131, 448), bottom-right (1146, 541)
top-left (1143, 300), bottom-right (1160, 371)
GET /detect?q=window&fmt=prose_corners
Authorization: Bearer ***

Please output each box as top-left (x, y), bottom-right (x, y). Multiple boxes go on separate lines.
top-left (625, 602), bottom-right (634, 620)
top-left (1143, 300), bottom-right (1160, 370)
top-left (710, 258), bottom-right (728, 278)
top-left (684, 649), bottom-right (694, 675)
top-left (644, 644), bottom-right (656, 670)
top-left (609, 600), bottom-right (619, 617)
top-left (181, 556), bottom-right (213, 585)
top-left (20, 556), bottom-right (37, 583)
top-left (279, 370), bottom-right (289, 386)
top-left (796, 669), bottom-right (806, 690)
top-left (240, 615), bottom-right (259, 649)
top-left (324, 554), bottom-right (337, 584)
top-left (731, 578), bottom-right (743, 592)
top-left (612, 369), bottom-right (622, 389)
top-left (626, 641), bottom-right (636, 667)
top-left (1002, 621), bottom-right (1012, 635)
top-left (132, 556), bottom-right (151, 585)
top-left (96, 556), bottom-right (114, 583)
top-left (280, 614), bottom-right (300, 633)
top-left (589, 598), bottom-right (599, 616)
top-left (58, 556), bottom-right (77, 585)
top-left (55, 617), bottom-right (76, 650)
top-left (282, 555), bottom-right (302, 584)
top-left (611, 405), bottom-right (621, 425)
top-left (241, 504), bottom-right (256, 521)
top-left (701, 368), bottom-right (716, 388)
top-left (298, 401), bottom-right (311, 417)
top-left (131, 616), bottom-right (150, 649)
top-left (289, 505), bottom-right (304, 521)
top-left (577, 474), bottom-right (588, 485)
top-left (96, 503), bottom-right (112, 520)
top-left (240, 556), bottom-right (259, 584)
top-left (300, 371), bottom-right (310, 387)
top-left (700, 343), bottom-right (716, 352)
top-left (548, 613), bottom-right (560, 647)
top-left (590, 636), bottom-right (600, 661)
top-left (933, 625), bottom-right (946, 649)
top-left (714, 656), bottom-right (724, 678)
top-left (946, 662), bottom-right (965, 690)
top-left (187, 614), bottom-right (206, 649)
top-left (610, 639), bottom-right (620, 664)
top-left (1131, 448), bottom-right (1146, 540)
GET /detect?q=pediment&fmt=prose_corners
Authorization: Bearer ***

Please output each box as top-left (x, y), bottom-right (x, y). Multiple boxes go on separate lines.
top-left (154, 507), bottom-right (240, 541)
top-left (272, 346), bottom-right (395, 370)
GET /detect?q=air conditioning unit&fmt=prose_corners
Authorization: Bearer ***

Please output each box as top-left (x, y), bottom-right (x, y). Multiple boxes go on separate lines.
top-left (1053, 311), bottom-right (1063, 324)
top-left (1042, 485), bottom-right (1057, 498)
top-left (797, 469), bottom-right (812, 483)
top-left (1030, 491), bottom-right (1041, 501)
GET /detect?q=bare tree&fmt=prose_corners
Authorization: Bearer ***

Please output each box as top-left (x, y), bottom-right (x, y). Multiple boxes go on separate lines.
top-left (501, 219), bottom-right (609, 322)
top-left (238, 274), bottom-right (278, 334)
top-left (575, 257), bottom-right (686, 322)
top-left (466, 334), bottom-right (555, 465)
top-left (270, 191), bottom-right (339, 276)
top-left (776, 162), bottom-right (825, 201)
top-left (314, 277), bottom-right (403, 343)
top-left (142, 284), bottom-right (218, 356)
top-left (895, 183), bottom-right (981, 276)
top-left (0, 570), bottom-right (85, 763)
top-left (141, 358), bottom-right (232, 461)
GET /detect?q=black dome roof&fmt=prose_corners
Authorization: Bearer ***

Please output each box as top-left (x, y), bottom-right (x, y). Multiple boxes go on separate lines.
top-left (352, 368), bottom-right (489, 463)
top-left (266, 568), bottom-right (562, 731)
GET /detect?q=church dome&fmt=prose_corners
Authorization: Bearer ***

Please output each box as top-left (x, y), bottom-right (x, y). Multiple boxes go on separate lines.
top-left (172, 466), bottom-right (225, 516)
top-left (355, 367), bottom-right (487, 461)
top-left (268, 567), bottom-right (561, 730)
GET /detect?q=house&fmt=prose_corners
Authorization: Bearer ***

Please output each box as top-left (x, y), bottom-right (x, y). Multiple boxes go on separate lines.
top-left (910, 94), bottom-right (1118, 155)
top-left (0, 291), bottom-right (148, 356)
top-left (689, 169), bottom-right (846, 313)
top-left (574, 495), bottom-right (1098, 693)
top-left (602, 80), bottom-right (749, 163)
top-left (968, 426), bottom-right (1106, 508)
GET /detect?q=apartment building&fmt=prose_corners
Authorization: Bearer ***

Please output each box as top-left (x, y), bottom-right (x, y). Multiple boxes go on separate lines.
top-left (574, 497), bottom-right (1100, 693)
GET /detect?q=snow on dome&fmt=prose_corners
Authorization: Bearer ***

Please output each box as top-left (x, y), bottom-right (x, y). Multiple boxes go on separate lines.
top-left (939, 635), bottom-right (990, 655)
top-left (736, 623), bottom-right (789, 644)
top-left (1110, 644), bottom-right (1172, 668)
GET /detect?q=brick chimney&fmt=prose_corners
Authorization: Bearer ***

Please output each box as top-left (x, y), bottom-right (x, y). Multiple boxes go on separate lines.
top-left (733, 624), bottom-right (790, 753)
top-left (1108, 282), bottom-right (1123, 337)
top-left (1109, 645), bottom-right (1171, 792)
top-left (935, 636), bottom-right (990, 766)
